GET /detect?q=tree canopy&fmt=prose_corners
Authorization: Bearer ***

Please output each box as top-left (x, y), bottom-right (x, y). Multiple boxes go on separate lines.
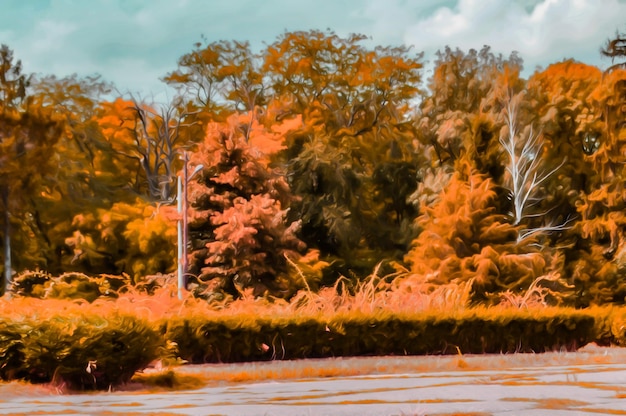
top-left (1, 29), bottom-right (626, 306)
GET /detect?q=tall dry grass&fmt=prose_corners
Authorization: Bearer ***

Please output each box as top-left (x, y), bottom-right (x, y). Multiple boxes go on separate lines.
top-left (0, 266), bottom-right (505, 323)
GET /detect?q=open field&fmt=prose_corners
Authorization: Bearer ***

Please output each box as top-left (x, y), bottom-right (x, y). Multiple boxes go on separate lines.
top-left (2, 344), bottom-right (626, 415)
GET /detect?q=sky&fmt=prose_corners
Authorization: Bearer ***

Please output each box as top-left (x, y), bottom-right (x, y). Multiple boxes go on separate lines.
top-left (1, 0), bottom-right (625, 102)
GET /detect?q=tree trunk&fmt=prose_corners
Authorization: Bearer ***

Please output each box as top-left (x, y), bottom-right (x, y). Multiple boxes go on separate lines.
top-left (1, 185), bottom-right (11, 296)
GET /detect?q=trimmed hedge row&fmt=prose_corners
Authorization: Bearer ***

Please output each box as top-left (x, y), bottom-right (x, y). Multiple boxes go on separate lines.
top-left (0, 313), bottom-right (162, 390)
top-left (0, 306), bottom-right (623, 390)
top-left (160, 308), bottom-right (612, 364)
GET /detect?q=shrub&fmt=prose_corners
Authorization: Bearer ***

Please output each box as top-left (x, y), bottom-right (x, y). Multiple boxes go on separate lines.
top-left (0, 312), bottom-right (162, 390)
top-left (161, 307), bottom-right (600, 364)
top-left (10, 271), bottom-right (135, 302)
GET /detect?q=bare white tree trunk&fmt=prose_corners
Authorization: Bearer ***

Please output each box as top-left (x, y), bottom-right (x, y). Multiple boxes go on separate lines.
top-left (499, 99), bottom-right (569, 242)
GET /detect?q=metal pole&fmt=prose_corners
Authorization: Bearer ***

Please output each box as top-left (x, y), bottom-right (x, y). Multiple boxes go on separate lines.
top-left (177, 174), bottom-right (184, 300)
top-left (182, 151), bottom-right (190, 294)
top-left (2, 186), bottom-right (11, 297)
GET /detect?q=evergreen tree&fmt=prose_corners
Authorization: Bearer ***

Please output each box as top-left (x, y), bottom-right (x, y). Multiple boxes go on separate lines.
top-left (187, 113), bottom-right (323, 298)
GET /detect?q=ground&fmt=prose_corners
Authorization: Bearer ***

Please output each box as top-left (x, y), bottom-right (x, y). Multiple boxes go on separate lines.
top-left (1, 344), bottom-right (626, 415)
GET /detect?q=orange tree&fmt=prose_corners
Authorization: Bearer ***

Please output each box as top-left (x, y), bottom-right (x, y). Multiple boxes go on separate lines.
top-left (418, 46), bottom-right (524, 177)
top-left (22, 77), bottom-right (181, 280)
top-left (403, 161), bottom-right (556, 304)
top-left (186, 113), bottom-right (324, 299)
top-left (26, 74), bottom-right (120, 274)
top-left (164, 39), bottom-right (266, 117)
top-left (571, 68), bottom-right (626, 306)
top-left (166, 30), bottom-right (425, 282)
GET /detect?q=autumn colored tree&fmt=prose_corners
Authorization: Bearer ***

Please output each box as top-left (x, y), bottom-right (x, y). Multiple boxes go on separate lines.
top-left (526, 61), bottom-right (602, 192)
top-left (571, 68), bottom-right (626, 306)
top-left (187, 113), bottom-right (324, 298)
top-left (498, 92), bottom-right (571, 242)
top-left (418, 46), bottom-right (524, 175)
top-left (63, 198), bottom-right (177, 279)
top-left (22, 74), bottom-right (121, 273)
top-left (0, 45), bottom-right (64, 294)
top-left (261, 30), bottom-right (424, 278)
top-left (98, 97), bottom-right (199, 203)
top-left (164, 39), bottom-right (265, 116)
top-left (403, 165), bottom-right (554, 303)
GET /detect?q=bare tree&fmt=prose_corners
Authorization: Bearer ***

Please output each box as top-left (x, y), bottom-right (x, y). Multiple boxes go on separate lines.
top-left (601, 30), bottom-right (626, 74)
top-left (127, 100), bottom-right (197, 202)
top-left (499, 98), bottom-right (570, 243)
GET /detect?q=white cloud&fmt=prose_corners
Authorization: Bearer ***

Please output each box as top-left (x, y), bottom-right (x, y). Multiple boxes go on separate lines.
top-left (403, 0), bottom-right (626, 75)
top-left (0, 0), bottom-right (623, 99)
top-left (30, 20), bottom-right (77, 54)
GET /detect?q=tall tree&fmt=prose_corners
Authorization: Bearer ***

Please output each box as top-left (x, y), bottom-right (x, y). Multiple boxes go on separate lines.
top-left (403, 164), bottom-right (551, 304)
top-left (0, 45), bottom-right (64, 293)
top-left (418, 45), bottom-right (524, 171)
top-left (572, 68), bottom-right (626, 306)
top-left (498, 93), bottom-right (569, 242)
top-left (187, 113), bottom-right (322, 298)
top-left (263, 30), bottom-right (424, 277)
top-left (163, 39), bottom-right (265, 115)
top-left (98, 98), bottom-right (197, 203)
top-left (25, 74), bottom-right (120, 273)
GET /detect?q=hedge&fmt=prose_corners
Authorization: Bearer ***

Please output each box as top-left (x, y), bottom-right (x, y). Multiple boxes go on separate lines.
top-left (1, 305), bottom-right (624, 390)
top-left (160, 307), bottom-right (611, 364)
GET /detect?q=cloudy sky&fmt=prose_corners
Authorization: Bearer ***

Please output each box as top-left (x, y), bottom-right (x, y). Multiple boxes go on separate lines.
top-left (1, 0), bottom-right (625, 101)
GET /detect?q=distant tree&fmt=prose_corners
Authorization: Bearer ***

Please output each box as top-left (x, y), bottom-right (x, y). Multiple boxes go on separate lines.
top-left (99, 98), bottom-right (197, 203)
top-left (163, 39), bottom-right (265, 115)
top-left (263, 30), bottom-right (424, 277)
top-left (27, 74), bottom-right (118, 274)
top-left (63, 198), bottom-right (177, 279)
top-left (419, 45), bottom-right (524, 170)
top-left (572, 68), bottom-right (626, 306)
top-left (0, 45), bottom-right (64, 294)
top-left (601, 30), bottom-right (626, 73)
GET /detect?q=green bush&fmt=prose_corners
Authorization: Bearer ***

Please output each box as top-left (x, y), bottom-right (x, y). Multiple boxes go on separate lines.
top-left (0, 313), bottom-right (162, 390)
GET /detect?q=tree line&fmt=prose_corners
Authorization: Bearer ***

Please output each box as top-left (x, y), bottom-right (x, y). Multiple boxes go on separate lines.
top-left (1, 29), bottom-right (625, 307)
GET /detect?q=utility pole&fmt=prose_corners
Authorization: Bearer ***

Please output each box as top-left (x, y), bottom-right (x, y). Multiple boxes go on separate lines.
top-left (177, 152), bottom-right (203, 300)
top-left (2, 186), bottom-right (11, 297)
top-left (177, 171), bottom-right (184, 300)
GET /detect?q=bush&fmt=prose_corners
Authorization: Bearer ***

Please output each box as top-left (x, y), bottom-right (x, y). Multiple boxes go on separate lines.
top-left (0, 313), bottom-right (162, 390)
top-left (10, 271), bottom-right (136, 302)
top-left (161, 307), bottom-right (601, 364)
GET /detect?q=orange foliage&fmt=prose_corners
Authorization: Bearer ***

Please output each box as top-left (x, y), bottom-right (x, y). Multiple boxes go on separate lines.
top-left (403, 169), bottom-right (551, 303)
